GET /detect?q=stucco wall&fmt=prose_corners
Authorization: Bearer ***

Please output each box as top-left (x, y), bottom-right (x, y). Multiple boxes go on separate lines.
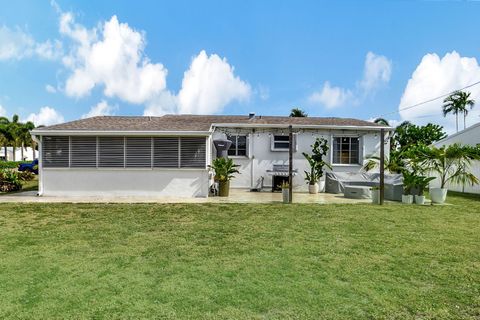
top-left (212, 129), bottom-right (386, 191)
top-left (41, 169), bottom-right (210, 197)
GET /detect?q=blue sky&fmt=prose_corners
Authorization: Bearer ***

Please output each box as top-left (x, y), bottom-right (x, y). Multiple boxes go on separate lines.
top-left (1, 0), bottom-right (480, 133)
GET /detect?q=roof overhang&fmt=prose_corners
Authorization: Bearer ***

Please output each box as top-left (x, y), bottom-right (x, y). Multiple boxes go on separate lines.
top-left (210, 123), bottom-right (394, 131)
top-left (30, 130), bottom-right (212, 137)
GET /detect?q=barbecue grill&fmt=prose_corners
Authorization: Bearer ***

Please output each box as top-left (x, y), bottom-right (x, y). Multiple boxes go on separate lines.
top-left (266, 164), bottom-right (297, 192)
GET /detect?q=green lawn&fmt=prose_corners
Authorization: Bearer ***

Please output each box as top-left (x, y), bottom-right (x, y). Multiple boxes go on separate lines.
top-left (0, 193), bottom-right (479, 319)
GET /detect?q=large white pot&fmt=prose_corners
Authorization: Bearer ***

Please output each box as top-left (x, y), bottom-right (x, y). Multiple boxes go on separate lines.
top-left (282, 188), bottom-right (290, 203)
top-left (318, 180), bottom-right (326, 193)
top-left (371, 189), bottom-right (380, 204)
top-left (308, 183), bottom-right (319, 194)
top-left (415, 195), bottom-right (425, 205)
top-left (430, 188), bottom-right (447, 204)
top-left (402, 194), bottom-right (413, 204)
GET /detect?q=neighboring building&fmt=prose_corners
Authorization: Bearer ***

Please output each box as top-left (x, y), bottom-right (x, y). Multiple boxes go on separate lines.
top-left (0, 147), bottom-right (36, 161)
top-left (433, 122), bottom-right (480, 194)
top-left (30, 114), bottom-right (391, 197)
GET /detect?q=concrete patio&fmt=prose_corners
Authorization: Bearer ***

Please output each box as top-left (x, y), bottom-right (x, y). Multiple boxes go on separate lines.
top-left (0, 189), bottom-right (370, 204)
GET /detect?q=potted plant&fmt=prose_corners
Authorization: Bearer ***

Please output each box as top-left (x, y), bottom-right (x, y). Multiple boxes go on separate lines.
top-left (371, 186), bottom-right (380, 204)
top-left (281, 181), bottom-right (290, 203)
top-left (401, 170), bottom-right (415, 204)
top-left (413, 175), bottom-right (435, 205)
top-left (417, 144), bottom-right (480, 204)
top-left (208, 158), bottom-right (240, 197)
top-left (303, 137), bottom-right (331, 194)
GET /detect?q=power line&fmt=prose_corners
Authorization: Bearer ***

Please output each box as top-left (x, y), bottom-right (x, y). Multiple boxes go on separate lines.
top-left (373, 80), bottom-right (480, 119)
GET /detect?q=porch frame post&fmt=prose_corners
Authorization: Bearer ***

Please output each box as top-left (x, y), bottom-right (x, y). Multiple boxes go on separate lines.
top-left (380, 128), bottom-right (385, 205)
top-left (288, 125), bottom-right (293, 204)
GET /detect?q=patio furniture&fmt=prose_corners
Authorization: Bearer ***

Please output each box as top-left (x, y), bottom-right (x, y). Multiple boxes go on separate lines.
top-left (325, 172), bottom-right (403, 201)
top-left (344, 185), bottom-right (372, 199)
top-left (266, 164), bottom-right (298, 192)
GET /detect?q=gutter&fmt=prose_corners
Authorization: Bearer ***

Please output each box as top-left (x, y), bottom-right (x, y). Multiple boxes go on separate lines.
top-left (210, 123), bottom-right (394, 131)
top-left (30, 130), bottom-right (212, 136)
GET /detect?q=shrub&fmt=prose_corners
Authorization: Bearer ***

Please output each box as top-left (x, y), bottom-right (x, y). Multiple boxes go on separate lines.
top-left (0, 169), bottom-right (23, 192)
top-left (17, 170), bottom-right (35, 181)
top-left (0, 161), bottom-right (29, 170)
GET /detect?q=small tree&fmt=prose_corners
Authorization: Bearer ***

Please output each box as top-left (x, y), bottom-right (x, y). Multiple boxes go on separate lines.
top-left (302, 137), bottom-right (331, 185)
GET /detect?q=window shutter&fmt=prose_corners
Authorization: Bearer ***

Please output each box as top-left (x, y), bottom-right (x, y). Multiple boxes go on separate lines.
top-left (293, 133), bottom-right (298, 152)
top-left (180, 137), bottom-right (206, 168)
top-left (98, 137), bottom-right (125, 168)
top-left (42, 136), bottom-right (69, 168)
top-left (126, 137), bottom-right (152, 168)
top-left (153, 137), bottom-right (179, 168)
top-left (71, 136), bottom-right (97, 168)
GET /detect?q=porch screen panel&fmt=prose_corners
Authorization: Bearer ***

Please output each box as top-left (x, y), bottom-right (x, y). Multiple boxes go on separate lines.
top-left (180, 137), bottom-right (206, 168)
top-left (71, 136), bottom-right (97, 167)
top-left (153, 137), bottom-right (179, 168)
top-left (98, 137), bottom-right (125, 167)
top-left (42, 136), bottom-right (69, 168)
top-left (126, 137), bottom-right (152, 168)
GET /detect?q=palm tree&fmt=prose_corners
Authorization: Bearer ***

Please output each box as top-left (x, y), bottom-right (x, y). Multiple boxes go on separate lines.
top-left (442, 91), bottom-right (475, 132)
top-left (0, 117), bottom-right (11, 160)
top-left (373, 118), bottom-right (390, 126)
top-left (18, 121), bottom-right (35, 161)
top-left (8, 115), bottom-right (21, 161)
top-left (289, 108), bottom-right (308, 117)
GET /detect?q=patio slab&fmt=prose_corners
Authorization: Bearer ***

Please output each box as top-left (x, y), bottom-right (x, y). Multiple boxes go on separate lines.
top-left (0, 189), bottom-right (371, 204)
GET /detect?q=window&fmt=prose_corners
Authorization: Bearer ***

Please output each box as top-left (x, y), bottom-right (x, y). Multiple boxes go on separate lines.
top-left (153, 137), bottom-right (179, 168)
top-left (180, 137), bottom-right (206, 168)
top-left (271, 135), bottom-right (296, 151)
top-left (126, 137), bottom-right (152, 168)
top-left (71, 137), bottom-right (97, 168)
top-left (333, 137), bottom-right (360, 164)
top-left (98, 137), bottom-right (125, 168)
top-left (227, 135), bottom-right (247, 156)
top-left (42, 136), bottom-right (69, 168)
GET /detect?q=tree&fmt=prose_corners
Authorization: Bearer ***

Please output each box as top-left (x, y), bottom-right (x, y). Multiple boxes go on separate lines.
top-left (0, 117), bottom-right (12, 160)
top-left (442, 90), bottom-right (475, 132)
top-left (391, 122), bottom-right (446, 152)
top-left (373, 118), bottom-right (390, 126)
top-left (289, 108), bottom-right (308, 117)
top-left (19, 121), bottom-right (35, 160)
top-left (302, 137), bottom-right (331, 185)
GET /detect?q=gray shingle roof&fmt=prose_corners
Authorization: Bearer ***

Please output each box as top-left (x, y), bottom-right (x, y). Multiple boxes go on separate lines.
top-left (33, 114), bottom-right (385, 132)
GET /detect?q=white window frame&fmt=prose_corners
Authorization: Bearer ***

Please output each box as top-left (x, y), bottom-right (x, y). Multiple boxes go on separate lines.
top-left (226, 134), bottom-right (248, 157)
top-left (271, 134), bottom-right (296, 152)
top-left (331, 135), bottom-right (361, 165)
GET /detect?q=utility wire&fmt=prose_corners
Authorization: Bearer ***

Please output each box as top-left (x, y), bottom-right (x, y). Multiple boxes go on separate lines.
top-left (373, 80), bottom-right (480, 119)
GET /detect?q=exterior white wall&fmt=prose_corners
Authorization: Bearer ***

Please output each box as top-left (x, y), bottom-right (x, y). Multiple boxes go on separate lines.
top-left (433, 123), bottom-right (480, 194)
top-left (0, 147), bottom-right (35, 161)
top-left (212, 129), bottom-right (386, 191)
top-left (41, 169), bottom-right (210, 197)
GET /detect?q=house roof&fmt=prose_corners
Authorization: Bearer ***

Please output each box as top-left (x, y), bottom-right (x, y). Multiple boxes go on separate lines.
top-left (32, 114), bottom-right (388, 134)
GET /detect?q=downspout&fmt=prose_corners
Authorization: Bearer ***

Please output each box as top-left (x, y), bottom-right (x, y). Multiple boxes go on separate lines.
top-left (31, 134), bottom-right (43, 196)
top-left (250, 129), bottom-right (255, 189)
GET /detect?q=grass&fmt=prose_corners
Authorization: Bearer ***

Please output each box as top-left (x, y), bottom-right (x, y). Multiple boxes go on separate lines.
top-left (0, 193), bottom-right (479, 319)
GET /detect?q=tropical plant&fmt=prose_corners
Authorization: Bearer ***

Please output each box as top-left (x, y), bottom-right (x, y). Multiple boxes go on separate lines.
top-left (0, 168), bottom-right (23, 192)
top-left (289, 108), bottom-right (308, 117)
top-left (373, 118), bottom-right (390, 126)
top-left (442, 90), bottom-right (475, 132)
top-left (402, 170), bottom-right (416, 195)
top-left (302, 137), bottom-right (331, 185)
top-left (413, 175), bottom-right (435, 196)
top-left (391, 123), bottom-right (446, 152)
top-left (363, 150), bottom-right (405, 174)
top-left (416, 143), bottom-right (480, 189)
top-left (208, 158), bottom-right (240, 182)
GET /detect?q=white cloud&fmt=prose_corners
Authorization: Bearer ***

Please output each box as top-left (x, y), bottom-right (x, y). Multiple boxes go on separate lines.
top-left (359, 52), bottom-right (392, 92)
top-left (0, 25), bottom-right (62, 61)
top-left (308, 81), bottom-right (353, 109)
top-left (0, 105), bottom-right (6, 117)
top-left (143, 91), bottom-right (178, 116)
top-left (398, 51), bottom-right (480, 134)
top-left (177, 50), bottom-right (251, 114)
top-left (26, 106), bottom-right (64, 126)
top-left (309, 51), bottom-right (392, 108)
top-left (61, 14), bottom-right (168, 104)
top-left (82, 100), bottom-right (117, 118)
top-left (45, 84), bottom-right (57, 93)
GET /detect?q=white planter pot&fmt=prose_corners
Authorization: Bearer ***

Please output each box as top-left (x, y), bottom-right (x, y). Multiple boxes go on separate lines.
top-left (318, 180), bottom-right (325, 193)
top-left (371, 189), bottom-right (380, 204)
top-left (415, 195), bottom-right (425, 205)
top-left (308, 183), bottom-right (319, 194)
top-left (402, 194), bottom-right (413, 204)
top-left (282, 188), bottom-right (290, 203)
top-left (430, 188), bottom-right (447, 204)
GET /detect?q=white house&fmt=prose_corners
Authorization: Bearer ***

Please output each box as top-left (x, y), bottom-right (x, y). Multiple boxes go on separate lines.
top-left (30, 114), bottom-right (391, 198)
top-left (433, 122), bottom-right (480, 194)
top-left (0, 147), bottom-right (36, 161)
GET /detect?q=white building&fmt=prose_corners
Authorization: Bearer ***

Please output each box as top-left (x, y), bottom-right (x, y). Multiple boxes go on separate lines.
top-left (433, 122), bottom-right (480, 194)
top-left (0, 147), bottom-right (36, 161)
top-left (31, 114), bottom-right (391, 198)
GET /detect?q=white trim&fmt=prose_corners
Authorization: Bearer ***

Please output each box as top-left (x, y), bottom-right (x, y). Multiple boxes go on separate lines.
top-left (212, 123), bottom-right (393, 131)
